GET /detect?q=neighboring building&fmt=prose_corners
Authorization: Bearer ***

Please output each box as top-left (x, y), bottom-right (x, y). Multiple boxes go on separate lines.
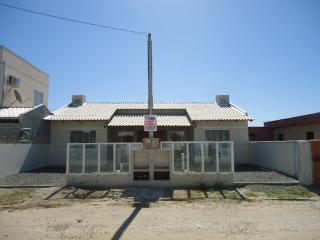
top-left (249, 112), bottom-right (320, 141)
top-left (0, 104), bottom-right (51, 144)
top-left (0, 46), bottom-right (49, 108)
top-left (249, 127), bottom-right (273, 141)
top-left (45, 95), bottom-right (254, 168)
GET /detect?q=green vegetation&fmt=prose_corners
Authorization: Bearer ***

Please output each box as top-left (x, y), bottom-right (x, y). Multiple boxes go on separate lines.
top-left (0, 188), bottom-right (35, 204)
top-left (264, 186), bottom-right (314, 199)
top-left (243, 191), bottom-right (258, 198)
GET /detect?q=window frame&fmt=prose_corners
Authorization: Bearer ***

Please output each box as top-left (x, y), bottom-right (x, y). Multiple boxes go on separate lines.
top-left (205, 129), bottom-right (230, 141)
top-left (33, 90), bottom-right (44, 106)
top-left (168, 130), bottom-right (185, 141)
top-left (278, 133), bottom-right (284, 141)
top-left (306, 131), bottom-right (314, 140)
top-left (70, 129), bottom-right (96, 143)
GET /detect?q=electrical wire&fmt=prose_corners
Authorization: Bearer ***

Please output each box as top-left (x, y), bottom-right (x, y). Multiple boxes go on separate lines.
top-left (0, 2), bottom-right (148, 36)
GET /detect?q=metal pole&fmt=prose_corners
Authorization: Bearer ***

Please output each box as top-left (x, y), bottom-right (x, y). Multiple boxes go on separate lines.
top-left (148, 33), bottom-right (153, 138)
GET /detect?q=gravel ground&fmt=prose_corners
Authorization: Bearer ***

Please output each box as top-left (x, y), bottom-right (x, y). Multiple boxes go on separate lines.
top-left (234, 171), bottom-right (299, 183)
top-left (234, 165), bottom-right (299, 184)
top-left (0, 165), bottom-right (298, 186)
top-left (0, 173), bottom-right (67, 186)
top-left (0, 187), bottom-right (320, 240)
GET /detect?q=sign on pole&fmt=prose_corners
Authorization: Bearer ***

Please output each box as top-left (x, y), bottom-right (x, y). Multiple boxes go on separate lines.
top-left (144, 115), bottom-right (157, 132)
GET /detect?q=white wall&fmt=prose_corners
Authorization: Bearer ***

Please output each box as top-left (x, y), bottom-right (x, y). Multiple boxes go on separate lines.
top-left (0, 46), bottom-right (49, 107)
top-left (67, 173), bottom-right (234, 188)
top-left (249, 141), bottom-right (313, 185)
top-left (0, 144), bottom-right (49, 178)
top-left (49, 121), bottom-right (107, 167)
top-left (194, 120), bottom-right (249, 164)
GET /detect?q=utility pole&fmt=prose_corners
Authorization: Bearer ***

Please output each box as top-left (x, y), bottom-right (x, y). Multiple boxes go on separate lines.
top-left (148, 33), bottom-right (153, 139)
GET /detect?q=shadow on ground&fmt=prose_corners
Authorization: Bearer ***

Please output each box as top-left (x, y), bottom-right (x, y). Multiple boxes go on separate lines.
top-left (44, 186), bottom-right (248, 202)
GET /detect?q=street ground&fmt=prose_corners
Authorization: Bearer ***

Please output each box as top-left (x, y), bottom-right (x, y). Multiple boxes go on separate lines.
top-left (0, 186), bottom-right (320, 240)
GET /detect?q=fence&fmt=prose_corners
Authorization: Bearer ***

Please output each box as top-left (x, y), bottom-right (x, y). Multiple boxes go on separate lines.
top-left (66, 141), bottom-right (234, 175)
top-left (0, 144), bottom-right (49, 178)
top-left (161, 141), bottom-right (234, 173)
top-left (249, 141), bottom-right (314, 185)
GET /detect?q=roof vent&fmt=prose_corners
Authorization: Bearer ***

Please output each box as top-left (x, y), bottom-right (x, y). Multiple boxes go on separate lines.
top-left (71, 95), bottom-right (86, 107)
top-left (216, 95), bottom-right (230, 107)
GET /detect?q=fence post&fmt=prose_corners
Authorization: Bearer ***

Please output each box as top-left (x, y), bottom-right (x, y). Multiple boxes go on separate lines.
top-left (66, 143), bottom-right (70, 174)
top-left (201, 142), bottom-right (204, 173)
top-left (113, 144), bottom-right (116, 173)
top-left (98, 144), bottom-right (101, 173)
top-left (216, 142), bottom-right (219, 173)
top-left (186, 143), bottom-right (189, 171)
top-left (171, 144), bottom-right (174, 173)
top-left (231, 142), bottom-right (235, 173)
top-left (82, 144), bottom-right (85, 174)
top-left (128, 144), bottom-right (131, 174)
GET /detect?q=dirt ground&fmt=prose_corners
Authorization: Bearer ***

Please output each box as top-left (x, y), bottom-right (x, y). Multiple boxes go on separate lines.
top-left (0, 186), bottom-right (320, 240)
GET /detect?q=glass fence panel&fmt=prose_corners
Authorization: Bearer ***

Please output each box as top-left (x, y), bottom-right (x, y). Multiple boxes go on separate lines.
top-left (116, 144), bottom-right (129, 172)
top-left (173, 143), bottom-right (187, 172)
top-left (69, 144), bottom-right (83, 173)
top-left (204, 142), bottom-right (217, 172)
top-left (188, 143), bottom-right (202, 172)
top-left (218, 143), bottom-right (232, 172)
top-left (131, 143), bottom-right (142, 150)
top-left (162, 142), bottom-right (172, 149)
top-left (85, 144), bottom-right (98, 173)
top-left (100, 144), bottom-right (114, 172)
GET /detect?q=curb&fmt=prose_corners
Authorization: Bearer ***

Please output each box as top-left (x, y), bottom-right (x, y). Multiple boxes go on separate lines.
top-left (234, 182), bottom-right (300, 187)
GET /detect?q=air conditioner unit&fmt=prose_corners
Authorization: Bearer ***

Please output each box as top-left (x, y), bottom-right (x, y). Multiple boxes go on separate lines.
top-left (8, 76), bottom-right (21, 88)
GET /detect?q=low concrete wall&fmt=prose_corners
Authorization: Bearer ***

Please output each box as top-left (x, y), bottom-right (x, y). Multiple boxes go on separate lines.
top-left (0, 144), bottom-right (49, 178)
top-left (67, 173), bottom-right (234, 188)
top-left (249, 141), bottom-right (313, 185)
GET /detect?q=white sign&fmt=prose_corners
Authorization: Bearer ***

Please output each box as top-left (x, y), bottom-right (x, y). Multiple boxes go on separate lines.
top-left (144, 115), bottom-right (157, 132)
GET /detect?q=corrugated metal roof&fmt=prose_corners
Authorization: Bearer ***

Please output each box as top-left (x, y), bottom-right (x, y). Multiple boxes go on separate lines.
top-left (109, 114), bottom-right (191, 127)
top-left (45, 102), bottom-right (254, 121)
top-left (0, 107), bottom-right (33, 118)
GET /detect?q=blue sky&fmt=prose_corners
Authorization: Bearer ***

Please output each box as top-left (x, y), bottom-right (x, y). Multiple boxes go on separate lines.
top-left (0, 0), bottom-right (319, 126)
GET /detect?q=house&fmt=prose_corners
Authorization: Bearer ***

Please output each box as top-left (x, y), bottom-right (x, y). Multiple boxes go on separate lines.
top-left (0, 46), bottom-right (51, 177)
top-left (0, 46), bottom-right (49, 108)
top-left (249, 112), bottom-right (320, 141)
top-left (0, 104), bottom-right (50, 143)
top-left (45, 95), bottom-right (253, 169)
top-left (0, 104), bottom-right (51, 177)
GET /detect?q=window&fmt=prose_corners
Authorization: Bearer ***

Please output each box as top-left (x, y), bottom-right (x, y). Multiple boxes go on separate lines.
top-left (249, 134), bottom-right (256, 141)
top-left (278, 133), bottom-right (284, 141)
top-left (306, 131), bottom-right (314, 140)
top-left (70, 130), bottom-right (96, 143)
top-left (168, 131), bottom-right (185, 141)
top-left (34, 90), bottom-right (44, 106)
top-left (205, 130), bottom-right (230, 141)
top-left (117, 131), bottom-right (134, 142)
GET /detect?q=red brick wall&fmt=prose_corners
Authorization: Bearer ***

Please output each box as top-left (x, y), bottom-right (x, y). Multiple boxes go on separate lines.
top-left (311, 140), bottom-right (320, 186)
